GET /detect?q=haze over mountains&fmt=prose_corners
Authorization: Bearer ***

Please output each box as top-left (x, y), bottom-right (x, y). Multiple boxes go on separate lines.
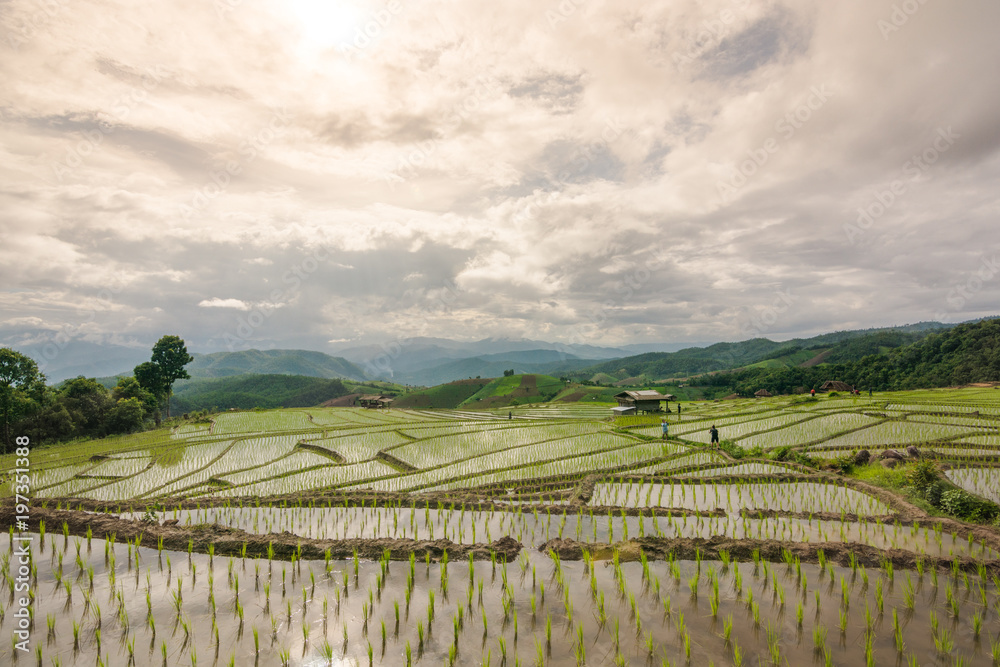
top-left (23, 320), bottom-right (978, 388)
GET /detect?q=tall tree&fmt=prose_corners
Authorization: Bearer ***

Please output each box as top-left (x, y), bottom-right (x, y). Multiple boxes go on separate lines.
top-left (0, 348), bottom-right (45, 452)
top-left (133, 361), bottom-right (165, 422)
top-left (135, 335), bottom-right (193, 418)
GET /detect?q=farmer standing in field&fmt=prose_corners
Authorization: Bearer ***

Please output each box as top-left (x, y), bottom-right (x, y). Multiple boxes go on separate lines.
top-left (661, 418), bottom-right (669, 439)
top-left (710, 425), bottom-right (719, 444)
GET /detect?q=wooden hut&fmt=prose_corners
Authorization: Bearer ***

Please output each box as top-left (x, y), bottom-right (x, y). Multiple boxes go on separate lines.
top-left (819, 381), bottom-right (853, 393)
top-left (613, 390), bottom-right (675, 414)
top-left (754, 389), bottom-right (773, 397)
top-left (357, 394), bottom-right (394, 409)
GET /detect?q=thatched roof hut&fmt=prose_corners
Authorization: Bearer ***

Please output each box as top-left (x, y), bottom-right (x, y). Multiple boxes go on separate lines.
top-left (754, 389), bottom-right (773, 397)
top-left (357, 394), bottom-right (394, 409)
top-left (613, 390), bottom-right (675, 413)
top-left (819, 381), bottom-right (853, 393)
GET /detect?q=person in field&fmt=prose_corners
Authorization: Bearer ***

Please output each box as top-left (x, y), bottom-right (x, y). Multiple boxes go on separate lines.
top-left (710, 425), bottom-right (719, 444)
top-left (661, 418), bottom-right (669, 439)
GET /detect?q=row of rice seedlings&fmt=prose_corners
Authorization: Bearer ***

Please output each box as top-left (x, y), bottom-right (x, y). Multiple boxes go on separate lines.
top-left (385, 422), bottom-right (606, 470)
top-left (945, 466), bottom-right (1000, 504)
top-left (139, 493), bottom-right (992, 558)
top-left (816, 421), bottom-right (983, 450)
top-left (3, 525), bottom-right (1000, 666)
top-left (737, 412), bottom-right (886, 450)
top-left (211, 409), bottom-right (318, 435)
top-left (590, 479), bottom-right (892, 515)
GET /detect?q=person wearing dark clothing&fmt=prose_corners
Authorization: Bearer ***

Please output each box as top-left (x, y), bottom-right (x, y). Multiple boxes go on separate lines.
top-left (868, 388), bottom-right (873, 397)
top-left (508, 411), bottom-right (512, 420)
top-left (710, 425), bottom-right (719, 444)
top-left (677, 403), bottom-right (681, 416)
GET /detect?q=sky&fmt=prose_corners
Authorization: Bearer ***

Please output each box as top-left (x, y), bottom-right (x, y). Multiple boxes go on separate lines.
top-left (1, 0), bottom-right (999, 366)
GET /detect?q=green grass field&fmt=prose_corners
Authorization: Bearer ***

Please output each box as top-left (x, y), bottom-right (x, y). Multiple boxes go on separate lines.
top-left (4, 386), bottom-right (1000, 667)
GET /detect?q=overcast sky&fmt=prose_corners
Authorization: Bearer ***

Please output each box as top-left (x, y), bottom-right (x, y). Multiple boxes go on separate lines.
top-left (2, 0), bottom-right (998, 361)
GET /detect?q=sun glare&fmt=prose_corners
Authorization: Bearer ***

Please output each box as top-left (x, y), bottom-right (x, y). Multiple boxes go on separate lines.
top-left (287, 0), bottom-right (366, 53)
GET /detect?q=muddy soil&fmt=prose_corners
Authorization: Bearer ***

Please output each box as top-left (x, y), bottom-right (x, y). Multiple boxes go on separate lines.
top-left (538, 535), bottom-right (1000, 574)
top-left (0, 504), bottom-right (522, 562)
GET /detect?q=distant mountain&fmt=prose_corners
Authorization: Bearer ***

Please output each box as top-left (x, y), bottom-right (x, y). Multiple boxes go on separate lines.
top-left (568, 322), bottom-right (959, 382)
top-left (700, 317), bottom-right (1000, 396)
top-left (184, 349), bottom-right (368, 381)
top-left (617, 342), bottom-right (716, 354)
top-left (387, 350), bottom-right (607, 386)
top-left (335, 336), bottom-right (631, 378)
top-left (9, 340), bottom-right (152, 384)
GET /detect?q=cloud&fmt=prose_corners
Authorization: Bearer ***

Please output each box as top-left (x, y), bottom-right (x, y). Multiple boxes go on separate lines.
top-left (198, 298), bottom-right (252, 310)
top-left (0, 0), bottom-right (998, 360)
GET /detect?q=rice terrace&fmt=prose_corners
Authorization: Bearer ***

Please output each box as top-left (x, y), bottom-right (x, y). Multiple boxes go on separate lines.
top-left (5, 385), bottom-right (1000, 666)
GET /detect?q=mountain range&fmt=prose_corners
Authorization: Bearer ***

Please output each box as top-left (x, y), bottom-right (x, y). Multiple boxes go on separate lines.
top-left (14, 321), bottom-right (980, 387)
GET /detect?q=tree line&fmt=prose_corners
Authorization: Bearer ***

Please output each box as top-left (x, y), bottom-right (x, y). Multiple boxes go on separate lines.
top-left (699, 318), bottom-right (1000, 397)
top-left (0, 335), bottom-right (192, 452)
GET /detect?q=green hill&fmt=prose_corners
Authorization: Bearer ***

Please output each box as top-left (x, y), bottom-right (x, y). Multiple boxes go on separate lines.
top-left (392, 379), bottom-right (492, 409)
top-left (570, 324), bottom-right (954, 382)
top-left (698, 317), bottom-right (1000, 396)
top-left (459, 374), bottom-right (566, 408)
top-left (170, 374), bottom-right (353, 412)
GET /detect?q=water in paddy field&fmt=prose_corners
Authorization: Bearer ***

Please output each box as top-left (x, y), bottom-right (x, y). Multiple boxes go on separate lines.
top-left (124, 504), bottom-right (996, 561)
top-left (3, 533), bottom-right (1000, 666)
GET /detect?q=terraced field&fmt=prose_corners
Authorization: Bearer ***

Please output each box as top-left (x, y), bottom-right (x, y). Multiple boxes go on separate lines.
top-left (3, 388), bottom-right (1000, 666)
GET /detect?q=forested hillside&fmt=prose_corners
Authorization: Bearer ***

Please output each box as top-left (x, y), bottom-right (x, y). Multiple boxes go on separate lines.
top-left (170, 374), bottom-right (352, 412)
top-left (701, 318), bottom-right (999, 396)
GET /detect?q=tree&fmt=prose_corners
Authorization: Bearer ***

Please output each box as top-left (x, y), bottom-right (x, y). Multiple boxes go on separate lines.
top-left (59, 377), bottom-right (114, 436)
top-left (135, 335), bottom-right (194, 419)
top-left (112, 376), bottom-right (159, 419)
top-left (0, 348), bottom-right (45, 452)
top-left (106, 397), bottom-right (145, 434)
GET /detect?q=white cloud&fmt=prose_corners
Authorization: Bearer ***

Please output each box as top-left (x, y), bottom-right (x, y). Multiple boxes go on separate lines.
top-left (1, 0), bottom-right (998, 355)
top-left (198, 298), bottom-right (251, 310)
